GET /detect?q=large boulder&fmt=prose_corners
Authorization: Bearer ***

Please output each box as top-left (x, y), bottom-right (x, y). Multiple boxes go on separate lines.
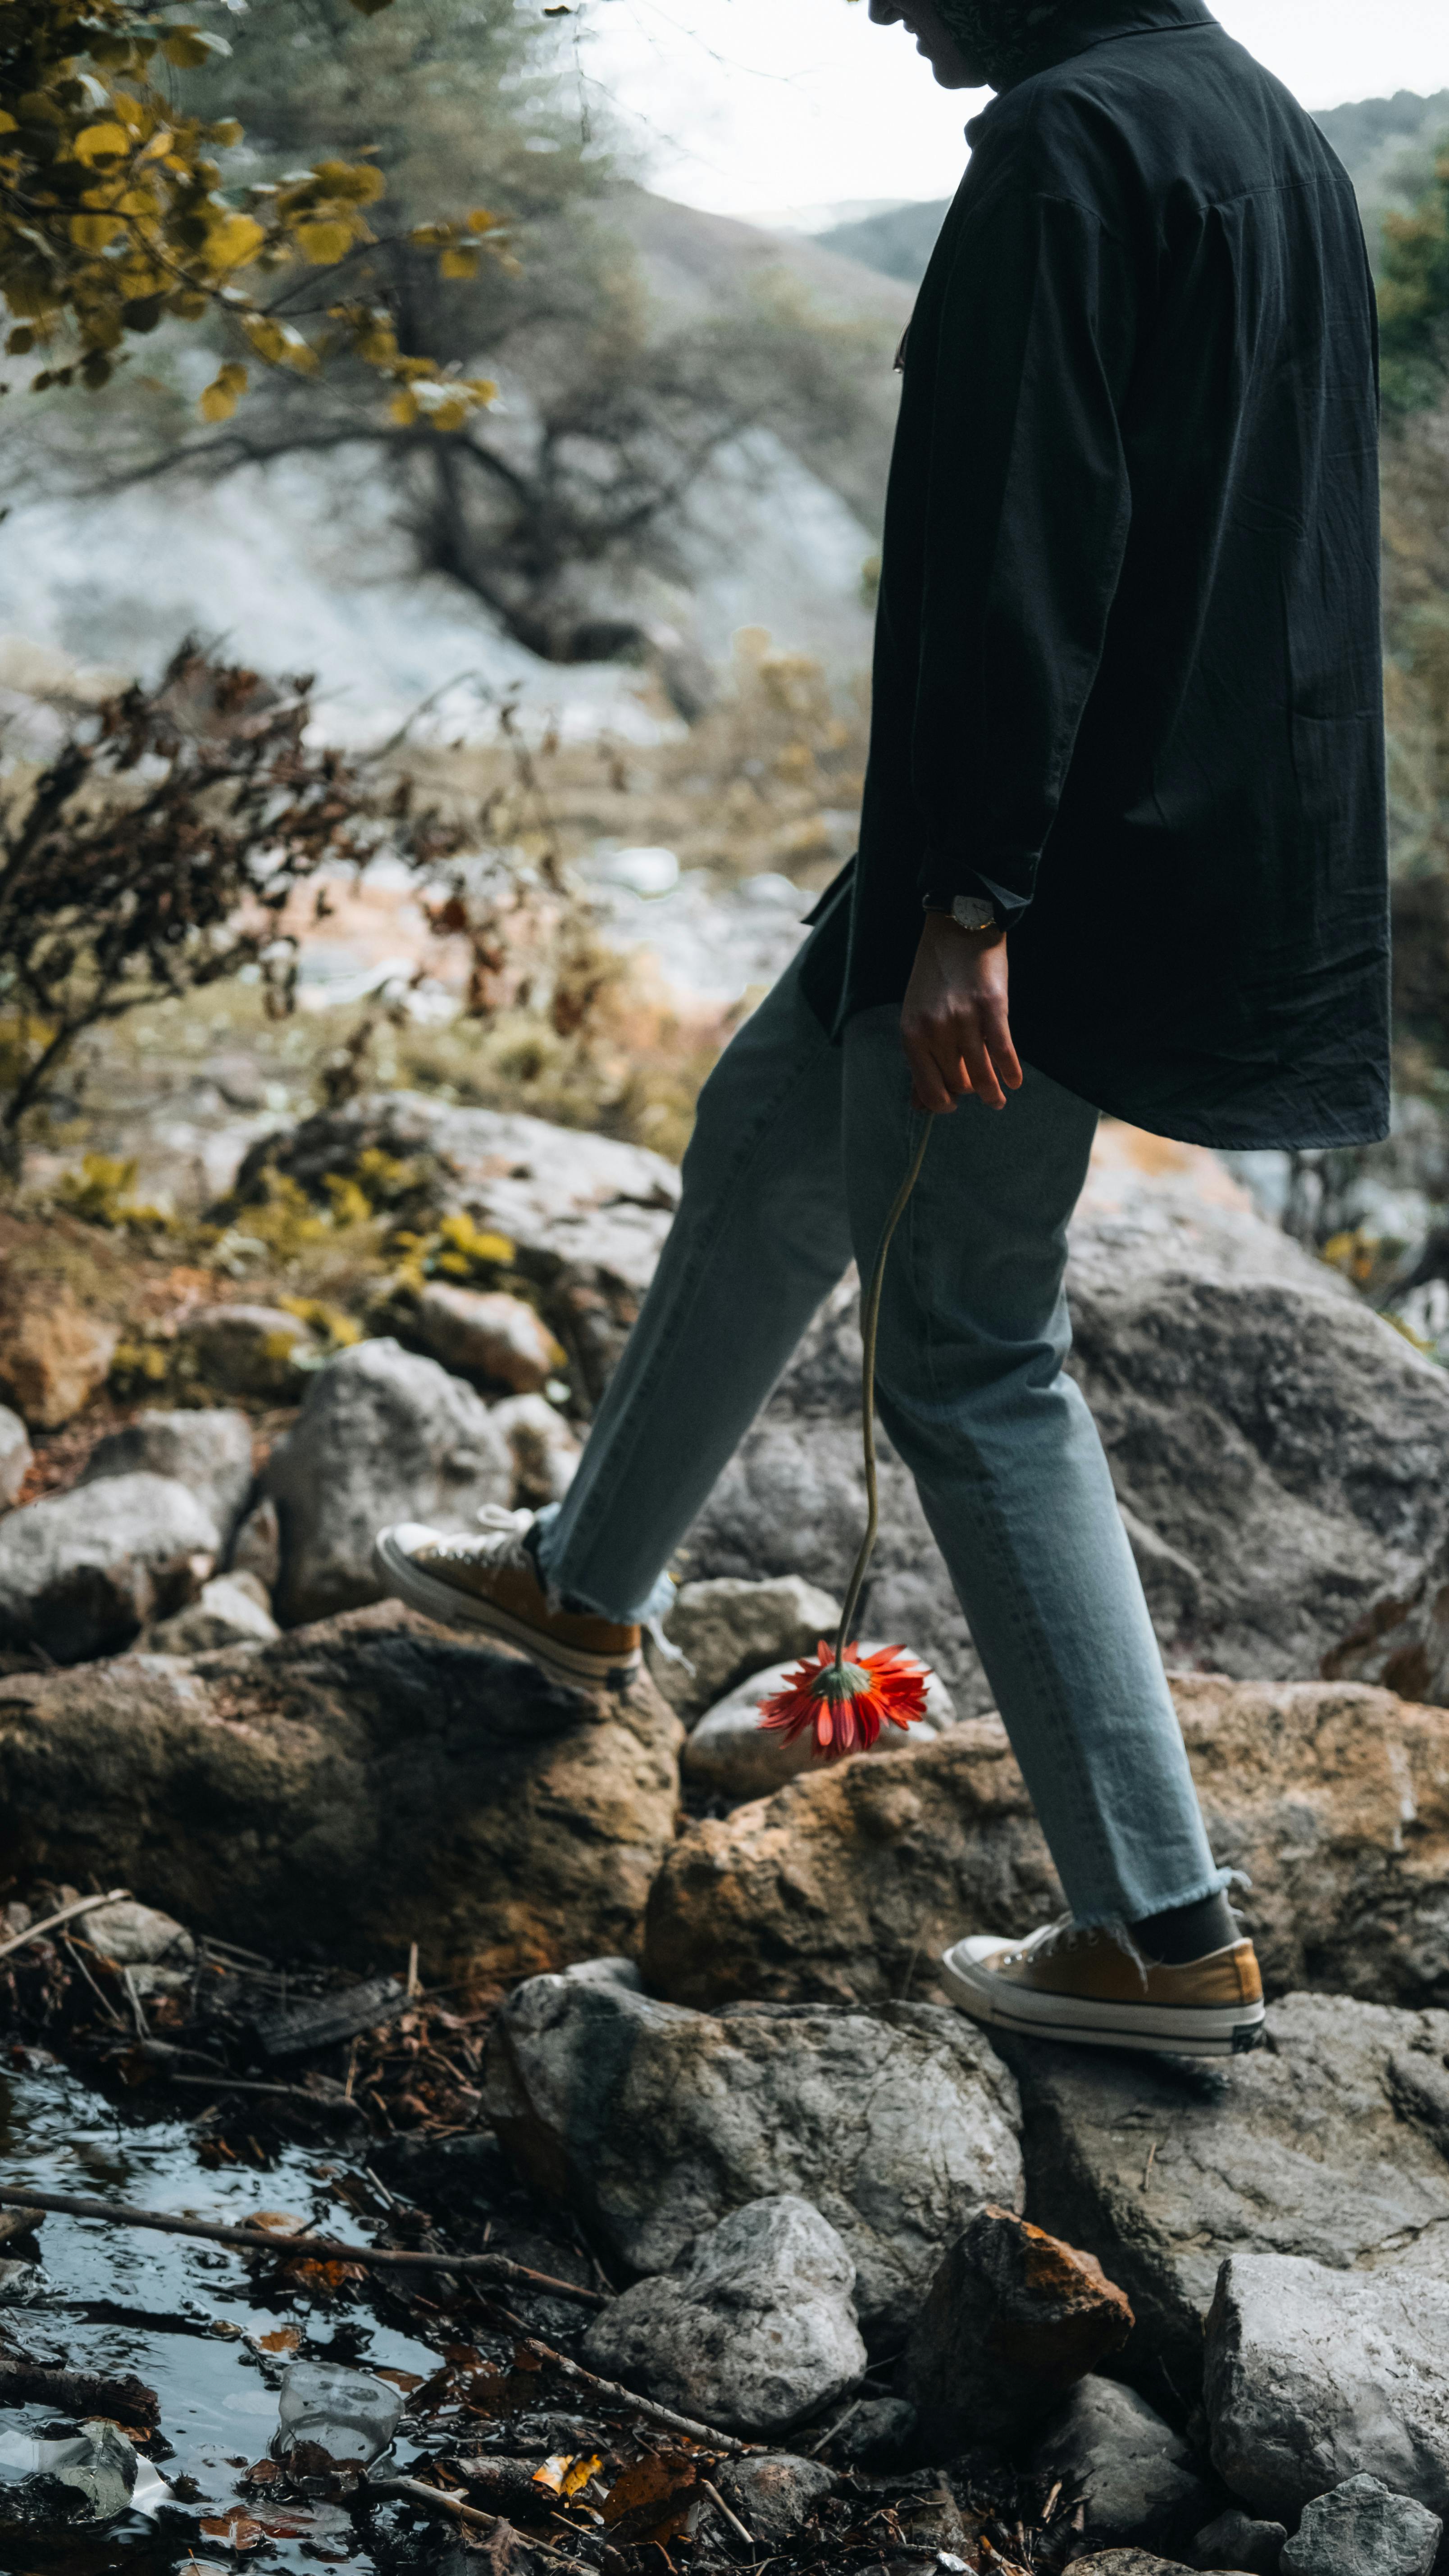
top-left (481, 1971), bottom-right (1023, 2346)
top-left (79, 1407), bottom-right (254, 1543)
top-left (677, 1128), bottom-right (1449, 1710)
top-left (0, 1606), bottom-right (682, 1976)
top-left (644, 1674), bottom-right (1449, 2011)
top-left (262, 1338), bottom-right (512, 1625)
top-left (0, 1474), bottom-right (218, 1664)
top-left (1204, 2252), bottom-right (1449, 2518)
top-left (230, 1095), bottom-right (681, 1398)
top-left (580, 2195), bottom-right (865, 2439)
top-left (1005, 1991), bottom-right (1449, 2402)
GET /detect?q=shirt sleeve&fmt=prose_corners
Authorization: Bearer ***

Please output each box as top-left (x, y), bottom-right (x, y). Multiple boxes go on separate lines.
top-left (911, 179), bottom-right (1138, 919)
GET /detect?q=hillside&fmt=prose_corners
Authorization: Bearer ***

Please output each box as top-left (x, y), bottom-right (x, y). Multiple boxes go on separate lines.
top-left (815, 84), bottom-right (1449, 290)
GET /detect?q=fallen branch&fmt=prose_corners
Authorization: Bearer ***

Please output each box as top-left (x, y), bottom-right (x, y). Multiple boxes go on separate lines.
top-left (0, 2344), bottom-right (158, 2428)
top-left (0, 1889), bottom-right (131, 1964)
top-left (0, 2188), bottom-right (605, 2306)
top-left (505, 2323), bottom-right (755, 2458)
top-left (368, 2475), bottom-right (570, 2564)
top-left (168, 2071), bottom-right (367, 2121)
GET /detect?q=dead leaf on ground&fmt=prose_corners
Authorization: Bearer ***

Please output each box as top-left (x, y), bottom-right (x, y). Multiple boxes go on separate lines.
top-left (199, 2509), bottom-right (268, 2551)
top-left (254, 2326), bottom-right (302, 2355)
top-left (600, 2450), bottom-right (699, 2547)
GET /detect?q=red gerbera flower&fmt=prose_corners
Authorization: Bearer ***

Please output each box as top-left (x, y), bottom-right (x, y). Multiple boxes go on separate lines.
top-left (758, 1639), bottom-right (932, 1762)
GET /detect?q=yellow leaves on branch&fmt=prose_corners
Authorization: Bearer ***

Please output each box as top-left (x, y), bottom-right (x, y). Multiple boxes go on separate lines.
top-left (0, 0), bottom-right (506, 426)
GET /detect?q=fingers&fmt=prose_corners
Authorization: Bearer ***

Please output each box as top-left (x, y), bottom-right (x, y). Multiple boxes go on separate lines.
top-left (902, 1006), bottom-right (1021, 1113)
top-left (902, 1019), bottom-right (960, 1114)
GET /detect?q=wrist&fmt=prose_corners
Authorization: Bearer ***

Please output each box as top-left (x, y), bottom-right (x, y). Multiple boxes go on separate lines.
top-left (922, 891), bottom-right (1001, 936)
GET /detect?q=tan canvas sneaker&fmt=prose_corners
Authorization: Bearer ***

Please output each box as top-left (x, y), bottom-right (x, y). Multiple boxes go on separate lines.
top-left (373, 1508), bottom-right (642, 1692)
top-left (938, 1914), bottom-right (1265, 2057)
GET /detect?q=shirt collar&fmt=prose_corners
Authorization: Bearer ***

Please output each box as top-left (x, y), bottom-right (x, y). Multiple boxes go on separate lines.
top-left (972, 0), bottom-right (1216, 108)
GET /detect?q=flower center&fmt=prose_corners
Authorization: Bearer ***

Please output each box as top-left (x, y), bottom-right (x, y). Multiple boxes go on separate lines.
top-left (812, 1660), bottom-right (875, 1702)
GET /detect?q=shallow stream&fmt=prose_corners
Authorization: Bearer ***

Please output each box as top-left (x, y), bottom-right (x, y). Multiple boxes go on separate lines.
top-left (0, 2051), bottom-right (448, 2572)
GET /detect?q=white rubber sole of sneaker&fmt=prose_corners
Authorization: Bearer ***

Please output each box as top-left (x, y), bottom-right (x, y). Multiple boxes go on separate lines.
top-left (936, 1947), bottom-right (1266, 2057)
top-left (371, 1527), bottom-right (642, 1692)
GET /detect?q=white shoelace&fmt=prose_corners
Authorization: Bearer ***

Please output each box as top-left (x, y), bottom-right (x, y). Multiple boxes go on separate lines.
top-left (431, 1505), bottom-right (538, 1570)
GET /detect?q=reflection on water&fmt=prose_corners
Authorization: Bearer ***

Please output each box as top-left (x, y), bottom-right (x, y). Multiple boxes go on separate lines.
top-left (0, 2057), bottom-right (444, 2572)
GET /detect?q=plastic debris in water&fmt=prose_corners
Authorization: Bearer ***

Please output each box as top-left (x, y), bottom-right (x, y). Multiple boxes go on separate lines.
top-left (276, 2359), bottom-right (403, 2489)
top-left (0, 2417), bottom-right (137, 2525)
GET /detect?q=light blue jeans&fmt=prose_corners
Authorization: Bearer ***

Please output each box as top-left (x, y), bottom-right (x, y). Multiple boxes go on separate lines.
top-left (537, 948), bottom-right (1227, 1928)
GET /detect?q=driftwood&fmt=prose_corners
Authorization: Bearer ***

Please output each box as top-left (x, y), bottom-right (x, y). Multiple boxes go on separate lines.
top-left (0, 2341), bottom-right (158, 2428)
top-left (369, 2474), bottom-right (570, 2564)
top-left (504, 2324), bottom-right (756, 2459)
top-left (0, 2187), bottom-right (605, 2306)
top-left (250, 1974), bottom-right (407, 2059)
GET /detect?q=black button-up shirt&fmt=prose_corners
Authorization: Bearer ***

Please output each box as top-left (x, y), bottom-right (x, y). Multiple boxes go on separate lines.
top-left (800, 0), bottom-right (1389, 1150)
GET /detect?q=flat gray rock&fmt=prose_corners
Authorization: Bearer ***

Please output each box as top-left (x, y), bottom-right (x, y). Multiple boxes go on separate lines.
top-left (0, 1472), bottom-right (219, 1664)
top-left (1005, 1992), bottom-right (1449, 2403)
top-left (582, 2194), bottom-right (864, 2438)
top-left (263, 1338), bottom-right (512, 1624)
top-left (483, 1974), bottom-right (1023, 2347)
top-left (1206, 2253), bottom-right (1449, 2518)
top-left (1280, 2474), bottom-right (1441, 2576)
top-left (1030, 2377), bottom-right (1212, 2555)
top-left (79, 1407), bottom-right (254, 1546)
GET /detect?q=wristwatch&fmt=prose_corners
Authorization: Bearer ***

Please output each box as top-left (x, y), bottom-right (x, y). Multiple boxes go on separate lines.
top-left (923, 892), bottom-right (1000, 934)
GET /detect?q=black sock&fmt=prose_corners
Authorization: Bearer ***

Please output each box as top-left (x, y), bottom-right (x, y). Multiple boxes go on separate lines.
top-left (1130, 1889), bottom-right (1237, 1966)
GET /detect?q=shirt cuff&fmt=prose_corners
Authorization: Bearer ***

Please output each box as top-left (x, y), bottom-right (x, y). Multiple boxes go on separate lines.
top-left (916, 857), bottom-right (1031, 921)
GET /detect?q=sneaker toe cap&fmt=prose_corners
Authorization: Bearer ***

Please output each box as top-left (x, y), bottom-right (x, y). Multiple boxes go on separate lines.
top-left (944, 1934), bottom-right (1014, 1969)
top-left (374, 1520), bottom-right (443, 1567)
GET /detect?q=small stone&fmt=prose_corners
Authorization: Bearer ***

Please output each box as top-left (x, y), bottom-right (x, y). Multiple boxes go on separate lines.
top-left (0, 1284), bottom-right (118, 1430)
top-left (1067, 2556), bottom-right (1203, 2576)
top-left (263, 1338), bottom-right (512, 1625)
top-left (580, 2194), bottom-right (865, 2438)
top-left (150, 1573), bottom-right (281, 1654)
top-left (0, 1472), bottom-right (219, 1663)
top-left (80, 1407), bottom-right (254, 1542)
top-left (489, 1393), bottom-right (580, 1507)
top-left (83, 1899), bottom-right (195, 1971)
top-left (180, 1304), bottom-right (316, 1399)
top-left (902, 2209), bottom-right (1134, 2451)
top-left (650, 1575), bottom-right (844, 1722)
top-left (410, 1283), bottom-right (564, 1395)
top-left (1031, 2377), bottom-right (1212, 2554)
top-left (1194, 2506), bottom-right (1288, 2572)
top-left (715, 2453), bottom-right (835, 2546)
top-left (229, 1494), bottom-right (280, 1592)
top-left (1205, 2250), bottom-right (1449, 2516)
top-left (1280, 2475), bottom-right (1441, 2576)
top-left (829, 2396), bottom-right (920, 2471)
top-left (0, 2260), bottom-right (47, 2304)
top-left (684, 1643), bottom-right (956, 1803)
top-left (0, 1407), bottom-right (32, 1510)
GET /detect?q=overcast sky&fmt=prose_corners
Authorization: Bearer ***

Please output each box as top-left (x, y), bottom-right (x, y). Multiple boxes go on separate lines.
top-left (573, 0), bottom-right (1449, 218)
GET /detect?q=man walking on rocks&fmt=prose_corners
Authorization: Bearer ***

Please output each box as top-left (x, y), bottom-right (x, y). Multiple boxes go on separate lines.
top-left (378, 0), bottom-right (1387, 2057)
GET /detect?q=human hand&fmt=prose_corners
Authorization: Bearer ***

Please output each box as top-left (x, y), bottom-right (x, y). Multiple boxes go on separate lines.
top-left (901, 912), bottom-right (1023, 1112)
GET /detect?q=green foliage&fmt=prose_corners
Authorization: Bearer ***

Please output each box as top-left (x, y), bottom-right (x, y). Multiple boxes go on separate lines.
top-left (0, 0), bottom-right (502, 416)
top-left (1380, 147), bottom-right (1449, 412)
top-left (55, 1149), bottom-right (171, 1231)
